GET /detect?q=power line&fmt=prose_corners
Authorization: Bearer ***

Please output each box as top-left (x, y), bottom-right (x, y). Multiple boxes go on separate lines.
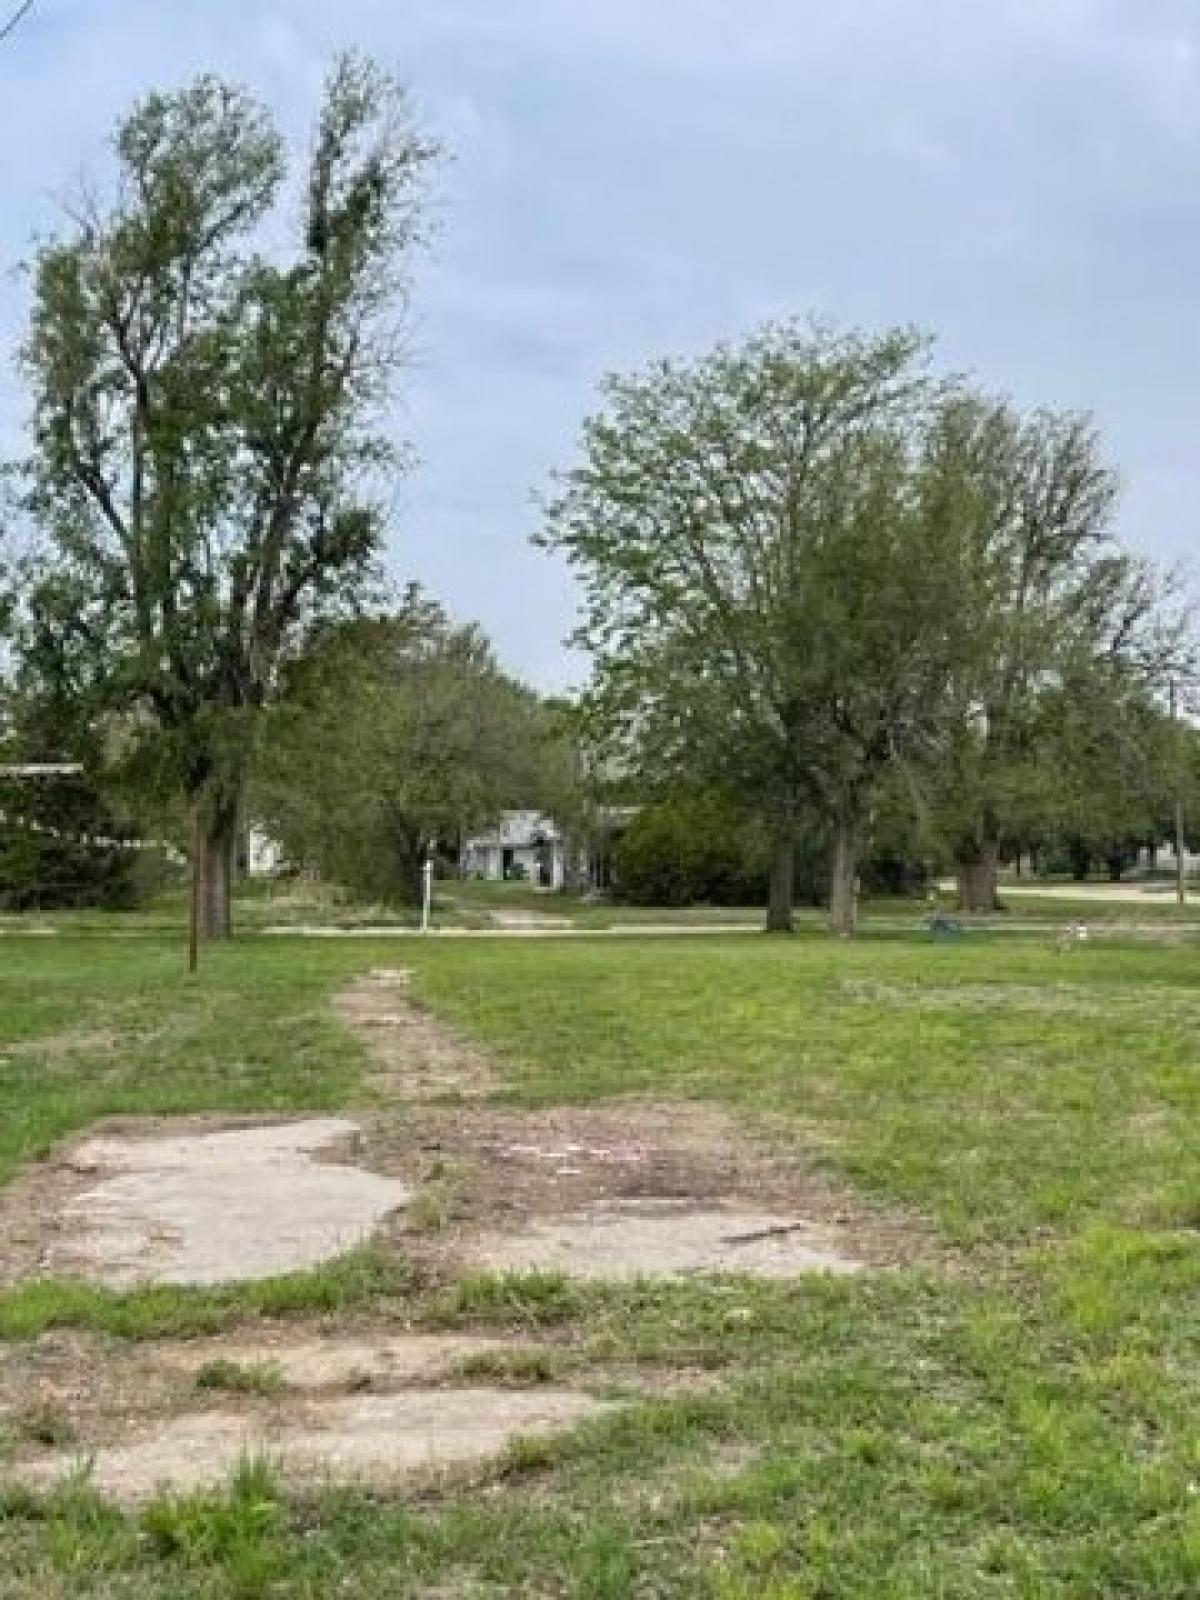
top-left (0, 0), bottom-right (35, 45)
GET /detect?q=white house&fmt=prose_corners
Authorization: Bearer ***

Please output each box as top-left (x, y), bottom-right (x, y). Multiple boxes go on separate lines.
top-left (1136, 840), bottom-right (1200, 879)
top-left (245, 826), bottom-right (286, 877)
top-left (460, 811), bottom-right (568, 888)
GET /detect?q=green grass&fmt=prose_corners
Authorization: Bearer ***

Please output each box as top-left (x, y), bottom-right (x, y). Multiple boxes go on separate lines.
top-left (411, 936), bottom-right (1200, 1244)
top-left (5, 924), bottom-right (1200, 1592)
top-left (194, 1358), bottom-right (285, 1396)
top-left (0, 934), bottom-right (373, 1188)
top-left (0, 1248), bottom-right (407, 1341)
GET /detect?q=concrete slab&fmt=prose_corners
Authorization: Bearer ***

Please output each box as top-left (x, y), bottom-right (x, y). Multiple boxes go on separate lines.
top-left (16, 1387), bottom-right (610, 1503)
top-left (52, 1120), bottom-right (410, 1287)
top-left (470, 1200), bottom-right (865, 1281)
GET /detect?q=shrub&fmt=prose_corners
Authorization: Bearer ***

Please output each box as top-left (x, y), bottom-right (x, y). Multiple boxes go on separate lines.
top-left (610, 793), bottom-right (770, 906)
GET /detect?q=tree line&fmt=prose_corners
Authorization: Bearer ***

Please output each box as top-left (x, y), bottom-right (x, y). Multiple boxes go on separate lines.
top-left (540, 323), bottom-right (1192, 933)
top-left (0, 61), bottom-right (1193, 939)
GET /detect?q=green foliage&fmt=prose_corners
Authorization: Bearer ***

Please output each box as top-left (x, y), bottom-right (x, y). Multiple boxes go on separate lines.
top-left (610, 791), bottom-right (770, 906)
top-left (139, 1456), bottom-right (283, 1595)
top-left (540, 321), bottom-right (992, 932)
top-left (0, 608), bottom-right (170, 910)
top-left (541, 324), bottom-right (1186, 930)
top-left (0, 774), bottom-right (153, 910)
top-left (917, 394), bottom-right (1184, 903)
top-left (1032, 673), bottom-right (1191, 879)
top-left (610, 786), bottom-right (930, 908)
top-left (193, 1359), bottom-right (283, 1396)
top-left (253, 590), bottom-right (580, 903)
top-left (16, 56), bottom-right (437, 930)
top-left (10, 932), bottom-right (1200, 1592)
top-left (0, 1248), bottom-right (407, 1343)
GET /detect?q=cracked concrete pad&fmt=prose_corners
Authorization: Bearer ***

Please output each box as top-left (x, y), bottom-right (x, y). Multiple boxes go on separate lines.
top-left (470, 1200), bottom-right (865, 1280)
top-left (16, 1388), bottom-right (610, 1503)
top-left (51, 1120), bottom-right (410, 1288)
top-left (159, 1333), bottom-right (521, 1390)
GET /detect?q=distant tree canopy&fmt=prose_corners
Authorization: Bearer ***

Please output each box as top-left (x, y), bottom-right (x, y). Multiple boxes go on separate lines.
top-left (0, 637), bottom-right (157, 910)
top-left (609, 781), bottom-right (934, 910)
top-left (1023, 673), bottom-right (1197, 882)
top-left (541, 319), bottom-right (1190, 934)
top-left (0, 770), bottom-right (154, 911)
top-left (542, 323), bottom-right (966, 933)
top-left (251, 590), bottom-right (580, 904)
top-left (16, 55), bottom-right (436, 939)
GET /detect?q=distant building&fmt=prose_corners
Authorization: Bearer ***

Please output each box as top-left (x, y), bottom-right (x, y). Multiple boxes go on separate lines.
top-left (460, 806), bottom-right (641, 892)
top-left (245, 826), bottom-right (286, 877)
top-left (1136, 840), bottom-right (1200, 879)
top-left (460, 810), bottom-right (568, 888)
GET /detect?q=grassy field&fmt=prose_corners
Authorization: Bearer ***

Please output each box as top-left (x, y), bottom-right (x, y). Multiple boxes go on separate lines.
top-left (4, 924), bottom-right (1200, 1594)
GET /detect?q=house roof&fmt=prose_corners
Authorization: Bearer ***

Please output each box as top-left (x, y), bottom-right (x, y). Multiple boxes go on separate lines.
top-left (463, 810), bottom-right (562, 849)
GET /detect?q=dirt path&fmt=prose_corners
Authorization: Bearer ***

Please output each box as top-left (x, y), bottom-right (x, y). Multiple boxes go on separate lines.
top-left (485, 907), bottom-right (576, 931)
top-left (262, 922), bottom-right (762, 938)
top-left (333, 967), bottom-right (495, 1098)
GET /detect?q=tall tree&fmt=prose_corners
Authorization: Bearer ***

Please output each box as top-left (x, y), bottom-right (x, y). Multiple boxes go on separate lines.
top-left (539, 321), bottom-right (971, 935)
top-left (925, 396), bottom-right (1176, 910)
top-left (19, 55), bottom-right (435, 937)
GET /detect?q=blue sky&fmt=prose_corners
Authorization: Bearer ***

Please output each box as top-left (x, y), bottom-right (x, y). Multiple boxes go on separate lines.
top-left (2, 0), bottom-right (1199, 687)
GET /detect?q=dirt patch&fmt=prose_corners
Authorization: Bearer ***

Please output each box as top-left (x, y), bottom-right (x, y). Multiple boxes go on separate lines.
top-left (469, 1200), bottom-right (864, 1279)
top-left (335, 970), bottom-right (496, 1099)
top-left (363, 1100), bottom-right (934, 1277)
top-left (2, 1028), bottom-right (118, 1061)
top-left (0, 1119), bottom-right (410, 1289)
top-left (12, 1386), bottom-right (611, 1504)
top-left (153, 1331), bottom-right (523, 1390)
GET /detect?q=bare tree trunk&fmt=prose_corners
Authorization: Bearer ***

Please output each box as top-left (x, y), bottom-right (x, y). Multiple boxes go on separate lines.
top-left (828, 813), bottom-right (859, 939)
top-left (766, 829), bottom-right (794, 933)
top-left (955, 840), bottom-right (999, 913)
top-left (200, 801), bottom-right (238, 940)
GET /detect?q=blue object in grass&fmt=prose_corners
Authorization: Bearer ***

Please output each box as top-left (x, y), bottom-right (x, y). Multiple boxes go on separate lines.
top-left (927, 912), bottom-right (963, 940)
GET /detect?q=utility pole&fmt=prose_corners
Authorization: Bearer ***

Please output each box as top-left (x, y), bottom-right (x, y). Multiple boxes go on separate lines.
top-left (1171, 678), bottom-right (1187, 907)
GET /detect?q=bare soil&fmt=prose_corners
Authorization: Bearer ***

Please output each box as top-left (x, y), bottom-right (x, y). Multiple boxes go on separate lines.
top-left (334, 968), bottom-right (496, 1098)
top-left (364, 1097), bottom-right (933, 1278)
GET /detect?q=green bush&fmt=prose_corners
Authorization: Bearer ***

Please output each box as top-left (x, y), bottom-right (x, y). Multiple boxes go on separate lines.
top-left (610, 794), bottom-right (770, 906)
top-left (610, 791), bottom-right (929, 908)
